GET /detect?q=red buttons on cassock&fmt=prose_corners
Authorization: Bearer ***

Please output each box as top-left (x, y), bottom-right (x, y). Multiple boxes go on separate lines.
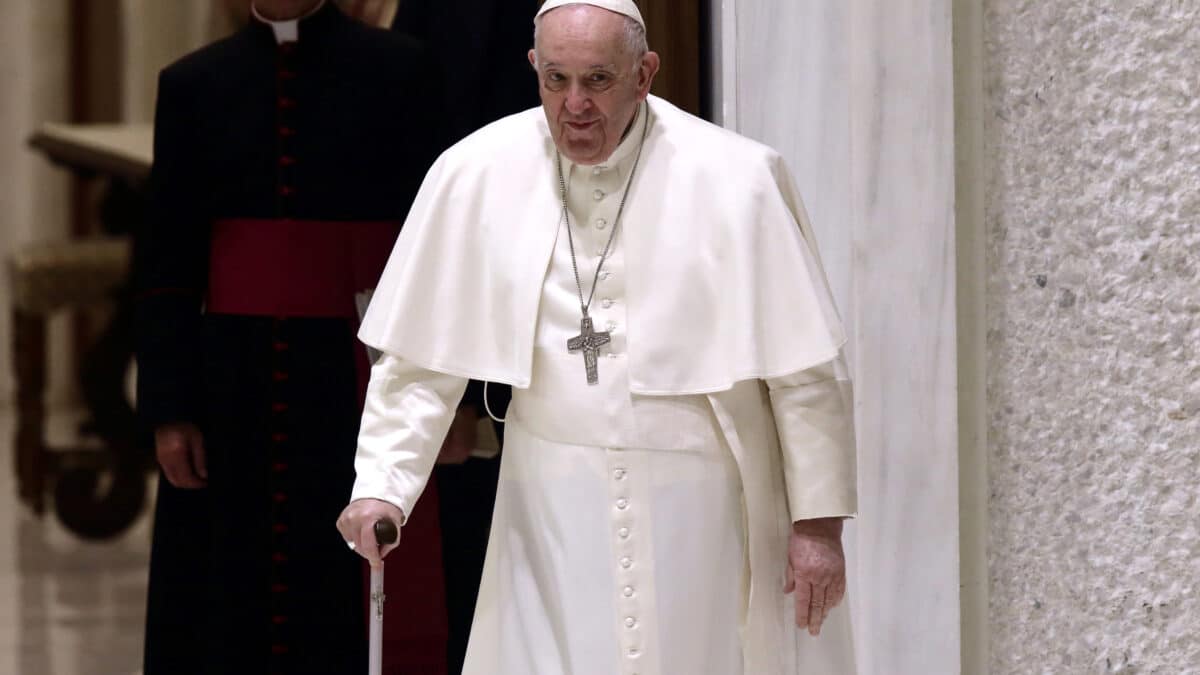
top-left (272, 433), bottom-right (288, 443)
top-left (278, 69), bottom-right (296, 79)
top-left (271, 644), bottom-right (288, 655)
top-left (272, 552), bottom-right (288, 563)
top-left (272, 523), bottom-right (288, 534)
top-left (279, 186), bottom-right (295, 197)
top-left (278, 126), bottom-right (296, 137)
top-left (273, 371), bottom-right (289, 382)
top-left (272, 615), bottom-right (288, 625)
top-left (272, 462), bottom-right (289, 472)
top-left (272, 402), bottom-right (288, 413)
top-left (271, 583), bottom-right (288, 593)
top-left (278, 155), bottom-right (297, 167)
top-left (273, 492), bottom-right (287, 503)
top-left (278, 97), bottom-right (296, 109)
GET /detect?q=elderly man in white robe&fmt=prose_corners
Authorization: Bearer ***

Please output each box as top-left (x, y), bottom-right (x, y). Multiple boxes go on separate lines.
top-left (338, 1), bottom-right (859, 673)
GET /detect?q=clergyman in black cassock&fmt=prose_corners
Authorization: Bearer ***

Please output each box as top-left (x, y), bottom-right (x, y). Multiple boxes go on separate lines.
top-left (135, 3), bottom-right (450, 673)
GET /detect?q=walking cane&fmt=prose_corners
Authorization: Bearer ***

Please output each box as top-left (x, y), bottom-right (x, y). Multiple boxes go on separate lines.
top-left (370, 518), bottom-right (399, 675)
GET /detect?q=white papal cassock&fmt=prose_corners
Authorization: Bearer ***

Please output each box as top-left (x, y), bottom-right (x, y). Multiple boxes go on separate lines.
top-left (352, 99), bottom-right (859, 674)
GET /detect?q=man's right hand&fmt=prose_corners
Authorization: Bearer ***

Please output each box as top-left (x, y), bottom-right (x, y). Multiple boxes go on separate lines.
top-left (155, 423), bottom-right (208, 489)
top-left (337, 498), bottom-right (406, 568)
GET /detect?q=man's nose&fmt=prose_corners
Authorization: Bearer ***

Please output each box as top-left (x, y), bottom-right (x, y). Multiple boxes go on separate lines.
top-left (565, 84), bottom-right (591, 115)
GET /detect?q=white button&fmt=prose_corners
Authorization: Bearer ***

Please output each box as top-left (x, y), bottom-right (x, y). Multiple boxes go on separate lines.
top-left (624, 617), bottom-right (637, 628)
top-left (618, 527), bottom-right (630, 539)
top-left (596, 247), bottom-right (607, 257)
top-left (620, 556), bottom-right (633, 569)
top-left (623, 586), bottom-right (635, 597)
top-left (607, 352), bottom-right (619, 359)
top-left (616, 498), bottom-right (628, 510)
top-left (593, 189), bottom-right (605, 201)
top-left (613, 468), bottom-right (626, 480)
top-left (606, 320), bottom-right (617, 331)
top-left (600, 271), bottom-right (612, 281)
top-left (627, 648), bottom-right (640, 658)
top-left (596, 218), bottom-right (608, 230)
top-left (593, 166), bottom-right (604, 175)
top-left (602, 298), bottom-right (614, 309)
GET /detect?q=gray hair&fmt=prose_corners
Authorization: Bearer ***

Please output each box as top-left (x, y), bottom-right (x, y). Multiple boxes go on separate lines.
top-left (533, 7), bottom-right (649, 68)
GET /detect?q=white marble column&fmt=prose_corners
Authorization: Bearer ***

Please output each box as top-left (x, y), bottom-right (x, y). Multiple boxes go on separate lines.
top-left (718, 1), bottom-right (961, 672)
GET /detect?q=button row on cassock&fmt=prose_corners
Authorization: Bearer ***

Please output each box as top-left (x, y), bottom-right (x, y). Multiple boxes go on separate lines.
top-left (269, 323), bottom-right (292, 659)
top-left (276, 52), bottom-right (298, 210)
top-left (609, 456), bottom-right (644, 674)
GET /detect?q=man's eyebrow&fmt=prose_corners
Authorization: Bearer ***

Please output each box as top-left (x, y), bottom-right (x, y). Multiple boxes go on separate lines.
top-left (541, 62), bottom-right (618, 71)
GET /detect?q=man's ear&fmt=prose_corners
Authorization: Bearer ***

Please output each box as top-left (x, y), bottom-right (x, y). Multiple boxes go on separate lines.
top-left (638, 51), bottom-right (661, 97)
top-left (528, 49), bottom-right (538, 71)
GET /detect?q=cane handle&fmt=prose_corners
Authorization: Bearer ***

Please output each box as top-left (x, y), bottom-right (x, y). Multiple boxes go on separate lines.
top-left (373, 518), bottom-right (398, 547)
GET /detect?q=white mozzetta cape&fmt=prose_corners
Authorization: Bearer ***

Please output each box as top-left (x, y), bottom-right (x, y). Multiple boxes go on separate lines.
top-left (360, 96), bottom-right (857, 674)
top-left (360, 95), bottom-right (846, 395)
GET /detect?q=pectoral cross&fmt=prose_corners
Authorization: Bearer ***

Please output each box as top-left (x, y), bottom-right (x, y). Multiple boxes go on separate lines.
top-left (567, 315), bottom-right (611, 385)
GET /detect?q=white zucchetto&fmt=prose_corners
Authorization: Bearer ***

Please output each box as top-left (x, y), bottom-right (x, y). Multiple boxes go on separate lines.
top-left (535, 0), bottom-right (645, 30)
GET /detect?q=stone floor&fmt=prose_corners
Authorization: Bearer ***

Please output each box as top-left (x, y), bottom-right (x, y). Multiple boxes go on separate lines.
top-left (0, 409), bottom-right (151, 675)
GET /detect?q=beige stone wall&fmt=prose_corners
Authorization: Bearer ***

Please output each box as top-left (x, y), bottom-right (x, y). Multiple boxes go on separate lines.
top-left (0, 0), bottom-right (227, 405)
top-left (120, 0), bottom-right (231, 122)
top-left (0, 0), bottom-right (73, 405)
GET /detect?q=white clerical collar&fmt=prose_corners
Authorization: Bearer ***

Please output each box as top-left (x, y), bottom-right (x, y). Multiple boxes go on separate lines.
top-left (251, 0), bottom-right (326, 44)
top-left (567, 100), bottom-right (649, 174)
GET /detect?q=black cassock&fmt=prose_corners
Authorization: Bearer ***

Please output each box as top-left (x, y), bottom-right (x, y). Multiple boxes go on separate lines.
top-left (393, 0), bottom-right (541, 144)
top-left (136, 5), bottom-right (450, 674)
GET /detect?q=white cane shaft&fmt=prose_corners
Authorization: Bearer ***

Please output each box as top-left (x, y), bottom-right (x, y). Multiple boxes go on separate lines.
top-left (369, 565), bottom-right (384, 675)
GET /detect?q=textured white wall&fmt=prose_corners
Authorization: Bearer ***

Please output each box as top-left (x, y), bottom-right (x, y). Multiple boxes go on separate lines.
top-left (984, 2), bottom-right (1200, 672)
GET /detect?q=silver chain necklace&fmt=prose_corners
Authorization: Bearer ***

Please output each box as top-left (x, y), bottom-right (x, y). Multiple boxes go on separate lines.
top-left (558, 106), bottom-right (650, 385)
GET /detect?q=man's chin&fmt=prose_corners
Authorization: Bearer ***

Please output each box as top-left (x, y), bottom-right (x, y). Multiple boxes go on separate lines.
top-left (559, 138), bottom-right (603, 164)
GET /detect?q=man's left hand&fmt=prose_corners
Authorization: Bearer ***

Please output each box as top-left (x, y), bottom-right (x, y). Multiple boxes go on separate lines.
top-left (784, 517), bottom-right (846, 636)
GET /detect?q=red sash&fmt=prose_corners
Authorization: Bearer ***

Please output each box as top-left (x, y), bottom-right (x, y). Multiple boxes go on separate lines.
top-left (208, 218), bottom-right (448, 674)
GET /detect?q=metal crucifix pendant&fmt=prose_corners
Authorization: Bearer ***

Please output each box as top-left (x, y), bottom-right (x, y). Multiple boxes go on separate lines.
top-left (567, 315), bottom-right (611, 385)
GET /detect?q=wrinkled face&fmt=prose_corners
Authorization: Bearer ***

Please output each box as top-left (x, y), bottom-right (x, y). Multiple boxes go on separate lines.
top-left (529, 6), bottom-right (659, 165)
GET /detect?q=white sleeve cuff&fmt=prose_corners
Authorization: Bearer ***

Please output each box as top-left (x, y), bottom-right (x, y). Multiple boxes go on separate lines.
top-left (768, 361), bottom-right (858, 521)
top-left (350, 354), bottom-right (467, 522)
